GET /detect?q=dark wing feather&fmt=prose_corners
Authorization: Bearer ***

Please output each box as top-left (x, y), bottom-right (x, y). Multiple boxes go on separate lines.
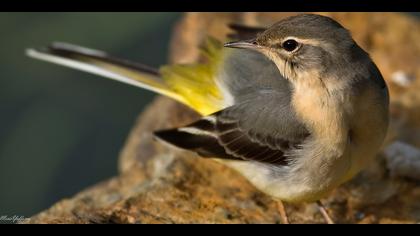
top-left (154, 123), bottom-right (234, 160)
top-left (154, 103), bottom-right (310, 166)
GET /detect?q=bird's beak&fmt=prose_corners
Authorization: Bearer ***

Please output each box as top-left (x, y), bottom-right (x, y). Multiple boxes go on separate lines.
top-left (224, 38), bottom-right (261, 50)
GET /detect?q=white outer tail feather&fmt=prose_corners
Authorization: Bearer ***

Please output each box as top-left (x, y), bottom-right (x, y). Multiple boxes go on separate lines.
top-left (25, 44), bottom-right (187, 105)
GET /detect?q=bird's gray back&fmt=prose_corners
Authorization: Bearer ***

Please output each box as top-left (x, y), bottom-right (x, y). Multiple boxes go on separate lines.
top-left (219, 49), bottom-right (291, 100)
top-left (218, 48), bottom-right (309, 146)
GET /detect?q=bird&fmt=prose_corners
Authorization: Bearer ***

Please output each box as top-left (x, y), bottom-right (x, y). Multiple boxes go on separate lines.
top-left (26, 14), bottom-right (389, 224)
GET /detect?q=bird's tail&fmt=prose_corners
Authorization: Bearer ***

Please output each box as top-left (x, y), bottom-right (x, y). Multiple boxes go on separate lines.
top-left (26, 42), bottom-right (188, 106)
top-left (26, 39), bottom-right (227, 115)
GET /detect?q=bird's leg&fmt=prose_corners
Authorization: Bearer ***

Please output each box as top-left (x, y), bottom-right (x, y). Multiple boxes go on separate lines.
top-left (276, 200), bottom-right (290, 224)
top-left (316, 200), bottom-right (334, 224)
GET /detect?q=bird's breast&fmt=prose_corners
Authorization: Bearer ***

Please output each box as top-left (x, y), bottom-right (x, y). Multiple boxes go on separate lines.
top-left (291, 77), bottom-right (351, 153)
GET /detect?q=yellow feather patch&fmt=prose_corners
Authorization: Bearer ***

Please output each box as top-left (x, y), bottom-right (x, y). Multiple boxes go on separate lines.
top-left (160, 37), bottom-right (227, 115)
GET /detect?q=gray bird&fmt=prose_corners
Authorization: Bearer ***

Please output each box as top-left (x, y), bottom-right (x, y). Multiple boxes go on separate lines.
top-left (26, 14), bottom-right (389, 224)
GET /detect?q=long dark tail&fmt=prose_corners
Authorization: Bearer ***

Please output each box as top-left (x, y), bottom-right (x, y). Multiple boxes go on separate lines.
top-left (26, 42), bottom-right (187, 104)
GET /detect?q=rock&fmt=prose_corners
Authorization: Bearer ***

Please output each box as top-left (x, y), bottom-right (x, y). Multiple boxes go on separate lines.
top-left (391, 71), bottom-right (416, 88)
top-left (384, 141), bottom-right (420, 181)
top-left (26, 12), bottom-right (420, 224)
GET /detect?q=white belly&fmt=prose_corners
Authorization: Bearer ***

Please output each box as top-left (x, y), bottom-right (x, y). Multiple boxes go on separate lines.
top-left (219, 138), bottom-right (381, 203)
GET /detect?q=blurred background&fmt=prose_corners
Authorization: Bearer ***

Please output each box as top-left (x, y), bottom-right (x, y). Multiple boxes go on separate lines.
top-left (0, 12), bottom-right (181, 218)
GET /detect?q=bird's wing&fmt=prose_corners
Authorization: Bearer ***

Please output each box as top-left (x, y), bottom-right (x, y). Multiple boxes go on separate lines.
top-left (156, 30), bottom-right (310, 165)
top-left (154, 96), bottom-right (310, 166)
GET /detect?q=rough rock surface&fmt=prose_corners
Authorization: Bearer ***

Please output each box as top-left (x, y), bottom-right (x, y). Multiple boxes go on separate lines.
top-left (26, 13), bottom-right (420, 224)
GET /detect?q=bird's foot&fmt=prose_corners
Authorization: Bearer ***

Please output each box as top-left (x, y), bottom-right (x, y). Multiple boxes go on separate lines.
top-left (316, 200), bottom-right (334, 224)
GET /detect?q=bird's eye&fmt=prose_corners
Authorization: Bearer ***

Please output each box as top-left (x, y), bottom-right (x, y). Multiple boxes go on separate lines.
top-left (282, 39), bottom-right (299, 52)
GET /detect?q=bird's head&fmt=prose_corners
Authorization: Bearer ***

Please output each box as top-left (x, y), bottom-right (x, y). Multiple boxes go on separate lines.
top-left (225, 14), bottom-right (367, 84)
